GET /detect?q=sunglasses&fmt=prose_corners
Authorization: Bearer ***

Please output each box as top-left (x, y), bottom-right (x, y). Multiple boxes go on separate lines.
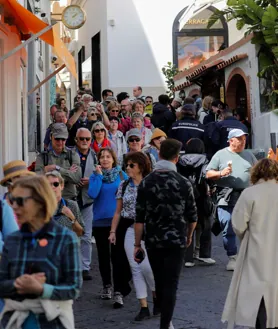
top-left (94, 129), bottom-right (105, 133)
top-left (128, 138), bottom-right (140, 143)
top-left (90, 112), bottom-right (97, 116)
top-left (50, 182), bottom-right (60, 188)
top-left (111, 110), bottom-right (119, 113)
top-left (78, 137), bottom-right (91, 141)
top-left (8, 194), bottom-right (33, 207)
top-left (126, 163), bottom-right (136, 168)
top-left (54, 138), bottom-right (66, 141)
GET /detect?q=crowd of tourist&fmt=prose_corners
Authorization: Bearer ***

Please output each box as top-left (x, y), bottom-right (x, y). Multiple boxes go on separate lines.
top-left (0, 85), bottom-right (276, 329)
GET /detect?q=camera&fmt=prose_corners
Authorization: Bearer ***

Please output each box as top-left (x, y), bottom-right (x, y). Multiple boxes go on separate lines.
top-left (51, 55), bottom-right (58, 63)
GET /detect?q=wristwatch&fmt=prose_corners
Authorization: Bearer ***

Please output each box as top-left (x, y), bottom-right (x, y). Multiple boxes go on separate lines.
top-left (55, 165), bottom-right (61, 171)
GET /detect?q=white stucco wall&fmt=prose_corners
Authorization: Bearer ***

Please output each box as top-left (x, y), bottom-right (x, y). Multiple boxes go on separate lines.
top-left (77, 0), bottom-right (109, 88)
top-left (78, 0), bottom-right (196, 100)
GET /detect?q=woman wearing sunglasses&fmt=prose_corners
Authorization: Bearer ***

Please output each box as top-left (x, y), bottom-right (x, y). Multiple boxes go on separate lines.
top-left (107, 101), bottom-right (120, 117)
top-left (46, 171), bottom-right (84, 236)
top-left (109, 152), bottom-right (158, 321)
top-left (108, 116), bottom-right (127, 167)
top-left (88, 148), bottom-right (130, 308)
top-left (0, 175), bottom-right (82, 329)
top-left (130, 113), bottom-right (152, 146)
top-left (91, 122), bottom-right (115, 154)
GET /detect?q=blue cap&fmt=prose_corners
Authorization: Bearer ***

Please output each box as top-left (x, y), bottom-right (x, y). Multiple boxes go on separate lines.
top-left (227, 128), bottom-right (248, 140)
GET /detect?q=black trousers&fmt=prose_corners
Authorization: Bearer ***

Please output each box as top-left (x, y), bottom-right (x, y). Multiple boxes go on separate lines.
top-left (185, 214), bottom-right (212, 262)
top-left (147, 248), bottom-right (185, 329)
top-left (256, 298), bottom-right (278, 329)
top-left (93, 225), bottom-right (131, 296)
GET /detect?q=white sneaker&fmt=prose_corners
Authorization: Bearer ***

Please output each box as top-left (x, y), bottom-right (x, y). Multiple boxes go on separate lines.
top-left (185, 262), bottom-right (195, 268)
top-left (226, 255), bottom-right (237, 271)
top-left (193, 248), bottom-right (200, 259)
top-left (91, 237), bottom-right (96, 244)
top-left (169, 321), bottom-right (174, 329)
top-left (196, 257), bottom-right (216, 265)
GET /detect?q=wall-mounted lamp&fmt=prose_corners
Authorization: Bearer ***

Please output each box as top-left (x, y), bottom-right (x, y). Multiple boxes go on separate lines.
top-left (108, 19), bottom-right (115, 27)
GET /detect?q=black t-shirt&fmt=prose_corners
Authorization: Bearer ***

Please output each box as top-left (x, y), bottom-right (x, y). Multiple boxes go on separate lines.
top-left (67, 120), bottom-right (94, 147)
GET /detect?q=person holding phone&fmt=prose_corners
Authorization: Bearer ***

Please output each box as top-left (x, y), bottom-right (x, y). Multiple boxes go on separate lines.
top-left (88, 148), bottom-right (130, 308)
top-left (109, 152), bottom-right (157, 321)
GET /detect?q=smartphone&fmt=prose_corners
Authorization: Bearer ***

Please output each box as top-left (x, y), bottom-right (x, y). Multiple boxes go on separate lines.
top-left (135, 249), bottom-right (145, 264)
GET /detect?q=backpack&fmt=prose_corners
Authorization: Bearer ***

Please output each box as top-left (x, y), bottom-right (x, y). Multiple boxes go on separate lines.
top-left (42, 150), bottom-right (73, 167)
top-left (184, 165), bottom-right (214, 217)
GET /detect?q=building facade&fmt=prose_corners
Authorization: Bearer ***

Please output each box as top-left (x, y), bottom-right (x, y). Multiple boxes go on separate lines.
top-left (173, 0), bottom-right (278, 152)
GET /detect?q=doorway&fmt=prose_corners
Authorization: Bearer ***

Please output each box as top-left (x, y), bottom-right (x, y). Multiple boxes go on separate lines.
top-left (91, 32), bottom-right (101, 101)
top-left (226, 74), bottom-right (248, 117)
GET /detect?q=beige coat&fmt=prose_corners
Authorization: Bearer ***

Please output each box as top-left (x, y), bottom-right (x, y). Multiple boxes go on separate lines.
top-left (222, 179), bottom-right (278, 329)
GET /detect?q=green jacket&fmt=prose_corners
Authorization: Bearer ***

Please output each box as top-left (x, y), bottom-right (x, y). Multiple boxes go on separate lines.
top-left (35, 149), bottom-right (82, 200)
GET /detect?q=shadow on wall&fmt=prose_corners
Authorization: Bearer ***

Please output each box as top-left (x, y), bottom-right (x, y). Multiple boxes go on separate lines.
top-left (107, 0), bottom-right (166, 92)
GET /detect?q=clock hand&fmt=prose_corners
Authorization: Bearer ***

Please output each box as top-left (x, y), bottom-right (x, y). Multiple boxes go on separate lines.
top-left (72, 13), bottom-right (78, 18)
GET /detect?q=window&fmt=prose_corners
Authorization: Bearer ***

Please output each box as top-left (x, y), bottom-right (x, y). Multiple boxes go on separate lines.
top-left (173, 6), bottom-right (228, 71)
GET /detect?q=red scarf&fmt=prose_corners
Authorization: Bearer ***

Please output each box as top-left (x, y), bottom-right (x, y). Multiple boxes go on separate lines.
top-left (91, 139), bottom-right (111, 153)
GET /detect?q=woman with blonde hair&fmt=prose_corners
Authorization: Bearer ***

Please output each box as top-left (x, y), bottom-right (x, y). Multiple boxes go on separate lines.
top-left (222, 158), bottom-right (278, 329)
top-left (128, 113), bottom-right (152, 146)
top-left (0, 175), bottom-right (82, 328)
top-left (46, 171), bottom-right (84, 236)
top-left (91, 122), bottom-right (115, 153)
top-left (198, 95), bottom-right (213, 124)
top-left (107, 101), bottom-right (120, 118)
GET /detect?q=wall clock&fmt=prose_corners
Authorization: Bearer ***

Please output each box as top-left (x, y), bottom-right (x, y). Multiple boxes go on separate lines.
top-left (62, 5), bottom-right (86, 30)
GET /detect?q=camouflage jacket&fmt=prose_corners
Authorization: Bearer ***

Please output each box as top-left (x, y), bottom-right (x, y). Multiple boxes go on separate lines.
top-left (135, 170), bottom-right (197, 249)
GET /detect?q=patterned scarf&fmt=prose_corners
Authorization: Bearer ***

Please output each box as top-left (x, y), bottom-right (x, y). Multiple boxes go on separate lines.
top-left (101, 165), bottom-right (122, 183)
top-left (91, 138), bottom-right (111, 153)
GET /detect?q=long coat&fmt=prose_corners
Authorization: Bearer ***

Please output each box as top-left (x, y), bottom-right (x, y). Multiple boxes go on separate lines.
top-left (222, 179), bottom-right (278, 329)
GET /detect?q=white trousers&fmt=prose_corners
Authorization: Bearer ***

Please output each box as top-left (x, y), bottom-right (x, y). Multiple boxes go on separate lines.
top-left (124, 227), bottom-right (155, 299)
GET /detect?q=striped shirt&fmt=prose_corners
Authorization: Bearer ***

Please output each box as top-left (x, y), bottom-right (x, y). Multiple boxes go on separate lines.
top-left (0, 220), bottom-right (82, 329)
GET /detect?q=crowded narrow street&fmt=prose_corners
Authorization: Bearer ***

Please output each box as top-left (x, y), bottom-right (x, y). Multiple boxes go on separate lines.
top-left (74, 235), bottom-right (234, 329)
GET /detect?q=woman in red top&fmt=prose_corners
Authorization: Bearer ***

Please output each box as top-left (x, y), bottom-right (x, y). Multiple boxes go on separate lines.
top-left (91, 122), bottom-right (116, 153)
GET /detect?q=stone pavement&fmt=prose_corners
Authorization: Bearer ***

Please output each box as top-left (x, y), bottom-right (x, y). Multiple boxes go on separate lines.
top-left (74, 235), bottom-right (239, 329)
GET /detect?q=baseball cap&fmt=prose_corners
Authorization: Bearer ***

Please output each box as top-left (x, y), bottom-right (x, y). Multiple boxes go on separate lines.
top-left (106, 96), bottom-right (116, 102)
top-left (51, 123), bottom-right (68, 139)
top-left (181, 103), bottom-right (196, 114)
top-left (227, 128), bottom-right (248, 140)
top-left (127, 128), bottom-right (142, 140)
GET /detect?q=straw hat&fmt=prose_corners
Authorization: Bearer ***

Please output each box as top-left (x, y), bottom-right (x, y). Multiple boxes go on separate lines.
top-left (0, 160), bottom-right (35, 186)
top-left (150, 128), bottom-right (167, 141)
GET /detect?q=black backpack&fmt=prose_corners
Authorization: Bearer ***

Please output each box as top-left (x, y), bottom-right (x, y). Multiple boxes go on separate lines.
top-left (42, 150), bottom-right (73, 167)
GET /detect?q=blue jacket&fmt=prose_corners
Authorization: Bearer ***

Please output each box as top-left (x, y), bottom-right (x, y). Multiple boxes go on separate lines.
top-left (0, 200), bottom-right (18, 254)
top-left (88, 171), bottom-right (128, 227)
top-left (211, 117), bottom-right (249, 150)
top-left (169, 117), bottom-right (205, 150)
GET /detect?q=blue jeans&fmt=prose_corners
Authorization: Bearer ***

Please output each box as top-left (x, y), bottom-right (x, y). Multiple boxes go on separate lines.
top-left (217, 206), bottom-right (237, 256)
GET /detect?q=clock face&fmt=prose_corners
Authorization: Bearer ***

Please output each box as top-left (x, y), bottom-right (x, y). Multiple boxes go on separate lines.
top-left (62, 5), bottom-right (86, 30)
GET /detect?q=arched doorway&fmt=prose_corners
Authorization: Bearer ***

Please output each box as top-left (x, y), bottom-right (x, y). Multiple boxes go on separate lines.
top-left (226, 74), bottom-right (247, 116)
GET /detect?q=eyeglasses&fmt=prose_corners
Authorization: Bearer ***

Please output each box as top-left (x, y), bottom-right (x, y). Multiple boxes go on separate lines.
top-left (111, 110), bottom-right (119, 113)
top-left (78, 137), bottom-right (91, 141)
top-left (54, 138), bottom-right (66, 141)
top-left (126, 163), bottom-right (136, 168)
top-left (90, 112), bottom-right (97, 116)
top-left (50, 182), bottom-right (60, 188)
top-left (94, 129), bottom-right (105, 133)
top-left (128, 138), bottom-right (140, 143)
top-left (8, 194), bottom-right (33, 207)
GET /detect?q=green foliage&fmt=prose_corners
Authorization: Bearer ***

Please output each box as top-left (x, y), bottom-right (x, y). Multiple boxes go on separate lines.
top-left (162, 62), bottom-right (180, 98)
top-left (208, 0), bottom-right (278, 108)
